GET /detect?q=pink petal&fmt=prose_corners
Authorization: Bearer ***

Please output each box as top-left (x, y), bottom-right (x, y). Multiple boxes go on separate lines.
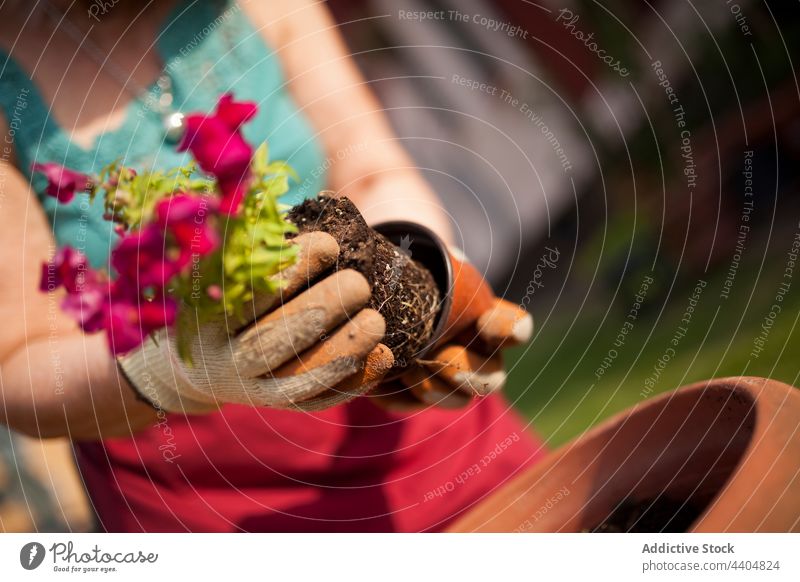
top-left (40, 246), bottom-right (96, 294)
top-left (176, 114), bottom-right (206, 153)
top-left (61, 286), bottom-right (108, 333)
top-left (217, 176), bottom-right (249, 215)
top-left (156, 194), bottom-right (220, 259)
top-left (111, 225), bottom-right (180, 288)
top-left (215, 93), bottom-right (258, 130)
top-left (106, 302), bottom-right (146, 355)
top-left (207, 285), bottom-right (222, 301)
top-left (31, 162), bottom-right (92, 203)
top-left (139, 295), bottom-right (177, 331)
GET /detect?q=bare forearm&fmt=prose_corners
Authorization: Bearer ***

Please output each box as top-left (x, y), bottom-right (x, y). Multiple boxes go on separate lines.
top-left (244, 1), bottom-right (451, 242)
top-left (0, 333), bottom-right (157, 439)
top-left (347, 169), bottom-right (453, 244)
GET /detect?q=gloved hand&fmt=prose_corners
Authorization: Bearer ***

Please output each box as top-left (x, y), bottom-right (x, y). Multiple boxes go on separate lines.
top-left (404, 296), bottom-right (532, 408)
top-left (118, 232), bottom-right (394, 414)
top-left (373, 250), bottom-right (533, 410)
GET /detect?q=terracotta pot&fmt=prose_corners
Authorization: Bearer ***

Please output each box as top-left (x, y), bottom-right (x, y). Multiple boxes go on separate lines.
top-left (450, 377), bottom-right (800, 532)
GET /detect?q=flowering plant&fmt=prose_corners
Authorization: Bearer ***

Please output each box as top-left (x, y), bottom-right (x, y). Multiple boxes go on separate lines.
top-left (36, 94), bottom-right (299, 360)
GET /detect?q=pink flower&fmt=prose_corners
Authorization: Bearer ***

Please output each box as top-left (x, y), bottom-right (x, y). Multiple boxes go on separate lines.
top-left (178, 93), bottom-right (258, 215)
top-left (105, 302), bottom-right (143, 355)
top-left (99, 280), bottom-right (179, 355)
top-left (60, 283), bottom-right (107, 333)
top-left (215, 93), bottom-right (258, 129)
top-left (39, 218), bottom-right (190, 355)
top-left (138, 293), bottom-right (178, 331)
top-left (206, 285), bottom-right (222, 301)
top-left (111, 224), bottom-right (181, 289)
top-left (31, 162), bottom-right (92, 203)
top-left (40, 246), bottom-right (96, 294)
top-left (106, 292), bottom-right (177, 355)
top-left (155, 193), bottom-right (220, 262)
top-left (40, 246), bottom-right (109, 333)
top-left (216, 175), bottom-right (250, 215)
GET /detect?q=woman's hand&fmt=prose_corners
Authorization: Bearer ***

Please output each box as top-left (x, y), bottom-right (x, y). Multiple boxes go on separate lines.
top-left (119, 231), bottom-right (394, 414)
top-left (402, 298), bottom-right (533, 408)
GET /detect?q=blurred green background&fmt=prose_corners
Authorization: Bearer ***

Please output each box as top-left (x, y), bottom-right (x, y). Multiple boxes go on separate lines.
top-left (505, 223), bottom-right (800, 447)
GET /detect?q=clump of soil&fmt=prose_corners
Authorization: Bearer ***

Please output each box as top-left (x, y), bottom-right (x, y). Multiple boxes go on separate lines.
top-left (288, 196), bottom-right (441, 367)
top-left (589, 496), bottom-right (702, 533)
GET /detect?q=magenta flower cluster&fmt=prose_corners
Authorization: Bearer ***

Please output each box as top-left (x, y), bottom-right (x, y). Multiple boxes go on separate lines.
top-left (178, 93), bottom-right (257, 215)
top-left (34, 94), bottom-right (258, 355)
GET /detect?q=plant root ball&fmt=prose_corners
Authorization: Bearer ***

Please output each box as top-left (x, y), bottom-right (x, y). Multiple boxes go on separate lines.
top-left (288, 196), bottom-right (440, 367)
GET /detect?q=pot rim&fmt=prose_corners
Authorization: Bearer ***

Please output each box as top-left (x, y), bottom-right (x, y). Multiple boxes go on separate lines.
top-left (449, 376), bottom-right (800, 533)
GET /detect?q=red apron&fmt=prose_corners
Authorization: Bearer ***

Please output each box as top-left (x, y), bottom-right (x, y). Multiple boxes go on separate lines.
top-left (76, 395), bottom-right (544, 531)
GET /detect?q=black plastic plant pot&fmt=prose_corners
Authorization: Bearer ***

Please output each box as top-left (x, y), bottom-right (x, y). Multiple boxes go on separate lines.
top-left (373, 221), bottom-right (454, 368)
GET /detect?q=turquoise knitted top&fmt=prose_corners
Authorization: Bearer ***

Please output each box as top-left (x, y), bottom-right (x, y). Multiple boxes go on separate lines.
top-left (0, 0), bottom-right (325, 267)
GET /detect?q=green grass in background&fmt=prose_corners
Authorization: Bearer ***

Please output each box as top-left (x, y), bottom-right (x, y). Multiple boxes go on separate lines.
top-left (506, 228), bottom-right (800, 448)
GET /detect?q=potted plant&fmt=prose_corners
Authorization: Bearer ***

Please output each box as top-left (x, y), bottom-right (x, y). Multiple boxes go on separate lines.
top-left (35, 94), bottom-right (512, 402)
top-left (450, 376), bottom-right (800, 532)
top-left (286, 196), bottom-right (502, 376)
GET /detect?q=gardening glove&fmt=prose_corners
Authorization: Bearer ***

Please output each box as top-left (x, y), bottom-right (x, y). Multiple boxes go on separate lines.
top-left (373, 250), bottom-right (533, 410)
top-left (118, 231), bottom-right (394, 414)
top-left (406, 297), bottom-right (532, 407)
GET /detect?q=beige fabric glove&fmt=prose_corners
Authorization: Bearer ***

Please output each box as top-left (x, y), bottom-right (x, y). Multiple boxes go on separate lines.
top-left (118, 232), bottom-right (392, 414)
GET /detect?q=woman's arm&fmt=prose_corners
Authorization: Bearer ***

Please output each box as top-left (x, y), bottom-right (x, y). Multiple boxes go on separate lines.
top-left (1, 0), bottom-right (452, 440)
top-left (0, 136), bottom-right (157, 439)
top-left (240, 0), bottom-right (453, 242)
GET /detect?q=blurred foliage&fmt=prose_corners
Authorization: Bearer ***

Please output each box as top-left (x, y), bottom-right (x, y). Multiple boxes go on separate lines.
top-left (508, 206), bottom-right (800, 447)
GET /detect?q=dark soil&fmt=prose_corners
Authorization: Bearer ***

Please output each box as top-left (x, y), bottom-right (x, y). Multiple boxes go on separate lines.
top-left (288, 196), bottom-right (440, 367)
top-left (589, 496), bottom-right (702, 533)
